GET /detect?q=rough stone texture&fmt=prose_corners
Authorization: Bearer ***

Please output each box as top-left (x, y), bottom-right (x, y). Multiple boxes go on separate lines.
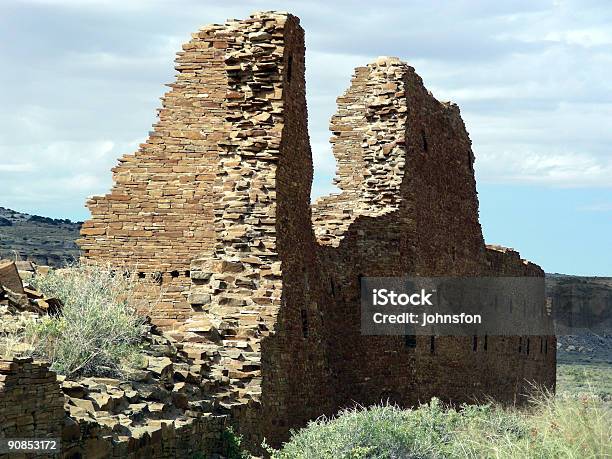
top-left (0, 358), bottom-right (226, 459)
top-left (0, 358), bottom-right (64, 448)
top-left (78, 11), bottom-right (556, 453)
top-left (77, 17), bottom-right (230, 327)
top-left (310, 64), bottom-right (555, 426)
top-left (0, 261), bottom-right (24, 295)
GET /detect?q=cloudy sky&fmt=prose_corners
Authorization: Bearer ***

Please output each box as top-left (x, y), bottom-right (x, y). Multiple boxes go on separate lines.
top-left (1, 0), bottom-right (611, 275)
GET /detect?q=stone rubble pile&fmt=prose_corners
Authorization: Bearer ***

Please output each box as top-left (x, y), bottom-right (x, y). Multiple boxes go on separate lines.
top-left (1, 260), bottom-right (63, 357)
top-left (0, 261), bottom-right (230, 453)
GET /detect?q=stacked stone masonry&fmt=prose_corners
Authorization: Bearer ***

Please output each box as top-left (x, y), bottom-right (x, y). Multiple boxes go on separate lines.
top-left (0, 358), bottom-right (226, 459)
top-left (78, 11), bottom-right (556, 454)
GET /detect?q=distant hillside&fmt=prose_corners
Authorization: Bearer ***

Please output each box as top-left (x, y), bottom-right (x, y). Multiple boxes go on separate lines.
top-left (0, 207), bottom-right (81, 267)
top-left (546, 273), bottom-right (612, 335)
top-left (546, 273), bottom-right (612, 364)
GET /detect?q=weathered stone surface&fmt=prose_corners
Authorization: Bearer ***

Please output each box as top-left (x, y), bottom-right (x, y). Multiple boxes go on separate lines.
top-left (73, 9), bottom-right (556, 456)
top-left (0, 260), bottom-right (24, 294)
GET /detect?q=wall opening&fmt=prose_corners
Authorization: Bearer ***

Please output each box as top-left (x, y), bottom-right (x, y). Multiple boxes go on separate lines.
top-left (526, 338), bottom-right (530, 355)
top-left (170, 270), bottom-right (180, 278)
top-left (287, 54), bottom-right (293, 83)
top-left (421, 130), bottom-right (428, 152)
top-left (472, 335), bottom-right (478, 352)
top-left (484, 334), bottom-right (488, 351)
top-left (301, 309), bottom-right (309, 338)
top-left (540, 337), bottom-right (543, 353)
top-left (430, 335), bottom-right (435, 354)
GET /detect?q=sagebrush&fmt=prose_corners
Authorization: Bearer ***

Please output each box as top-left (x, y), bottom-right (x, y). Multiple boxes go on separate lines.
top-left (27, 263), bottom-right (150, 377)
top-left (269, 393), bottom-right (611, 459)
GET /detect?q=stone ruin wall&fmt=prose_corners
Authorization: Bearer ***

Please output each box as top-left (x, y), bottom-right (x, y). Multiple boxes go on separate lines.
top-left (0, 358), bottom-right (226, 458)
top-left (311, 61), bottom-right (556, 413)
top-left (183, 14), bottom-right (335, 448)
top-left (77, 10), bottom-right (556, 453)
top-left (78, 20), bottom-right (229, 328)
top-left (0, 358), bottom-right (63, 451)
top-left (80, 12), bottom-right (335, 450)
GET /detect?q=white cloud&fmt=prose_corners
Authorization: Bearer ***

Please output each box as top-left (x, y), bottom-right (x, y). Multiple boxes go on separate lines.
top-left (476, 151), bottom-right (612, 187)
top-left (1, 0), bottom-right (612, 221)
top-left (579, 202), bottom-right (612, 211)
top-left (0, 163), bottom-right (34, 172)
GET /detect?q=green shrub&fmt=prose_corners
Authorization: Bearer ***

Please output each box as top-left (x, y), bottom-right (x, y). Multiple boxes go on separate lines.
top-left (27, 262), bottom-right (149, 377)
top-left (270, 394), bottom-right (611, 459)
top-left (222, 427), bottom-right (250, 459)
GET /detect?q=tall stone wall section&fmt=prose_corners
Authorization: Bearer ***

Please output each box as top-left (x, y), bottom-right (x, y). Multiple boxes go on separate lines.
top-left (184, 13), bottom-right (334, 449)
top-left (312, 58), bottom-right (409, 245)
top-left (78, 23), bottom-right (230, 327)
top-left (78, 10), bottom-right (556, 454)
top-left (311, 60), bottom-right (555, 414)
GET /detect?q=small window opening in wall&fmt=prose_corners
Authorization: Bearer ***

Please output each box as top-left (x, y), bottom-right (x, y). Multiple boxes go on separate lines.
top-left (405, 335), bottom-right (417, 348)
top-left (518, 337), bottom-right (522, 353)
top-left (472, 335), bottom-right (478, 352)
top-left (170, 270), bottom-right (180, 278)
top-left (153, 272), bottom-right (163, 284)
top-left (421, 130), bottom-right (428, 152)
top-left (544, 338), bottom-right (548, 354)
top-left (526, 338), bottom-right (530, 355)
top-left (330, 278), bottom-right (335, 296)
top-left (540, 337), bottom-right (544, 353)
top-left (357, 273), bottom-right (364, 289)
top-left (484, 335), bottom-right (488, 351)
top-left (300, 309), bottom-right (308, 338)
top-left (430, 336), bottom-right (435, 354)
top-left (287, 54), bottom-right (293, 83)
top-left (138, 272), bottom-right (145, 279)
top-left (185, 270), bottom-right (190, 278)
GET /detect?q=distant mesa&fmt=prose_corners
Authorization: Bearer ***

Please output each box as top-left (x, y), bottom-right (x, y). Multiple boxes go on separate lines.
top-left (0, 206), bottom-right (81, 267)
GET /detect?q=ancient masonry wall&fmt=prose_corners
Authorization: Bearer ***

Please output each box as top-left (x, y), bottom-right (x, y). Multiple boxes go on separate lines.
top-left (0, 358), bottom-right (226, 459)
top-left (312, 58), bottom-right (409, 245)
top-left (311, 60), bottom-right (556, 412)
top-left (78, 22), bottom-right (229, 327)
top-left (0, 358), bottom-right (63, 446)
top-left (78, 11), bottom-right (556, 453)
top-left (185, 13), bottom-right (334, 449)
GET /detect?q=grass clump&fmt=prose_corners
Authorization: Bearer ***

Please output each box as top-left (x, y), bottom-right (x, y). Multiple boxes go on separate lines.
top-left (269, 393), bottom-right (611, 459)
top-left (26, 262), bottom-right (149, 377)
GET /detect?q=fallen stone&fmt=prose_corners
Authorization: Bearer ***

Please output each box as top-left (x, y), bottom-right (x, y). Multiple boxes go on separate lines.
top-left (0, 260), bottom-right (24, 294)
